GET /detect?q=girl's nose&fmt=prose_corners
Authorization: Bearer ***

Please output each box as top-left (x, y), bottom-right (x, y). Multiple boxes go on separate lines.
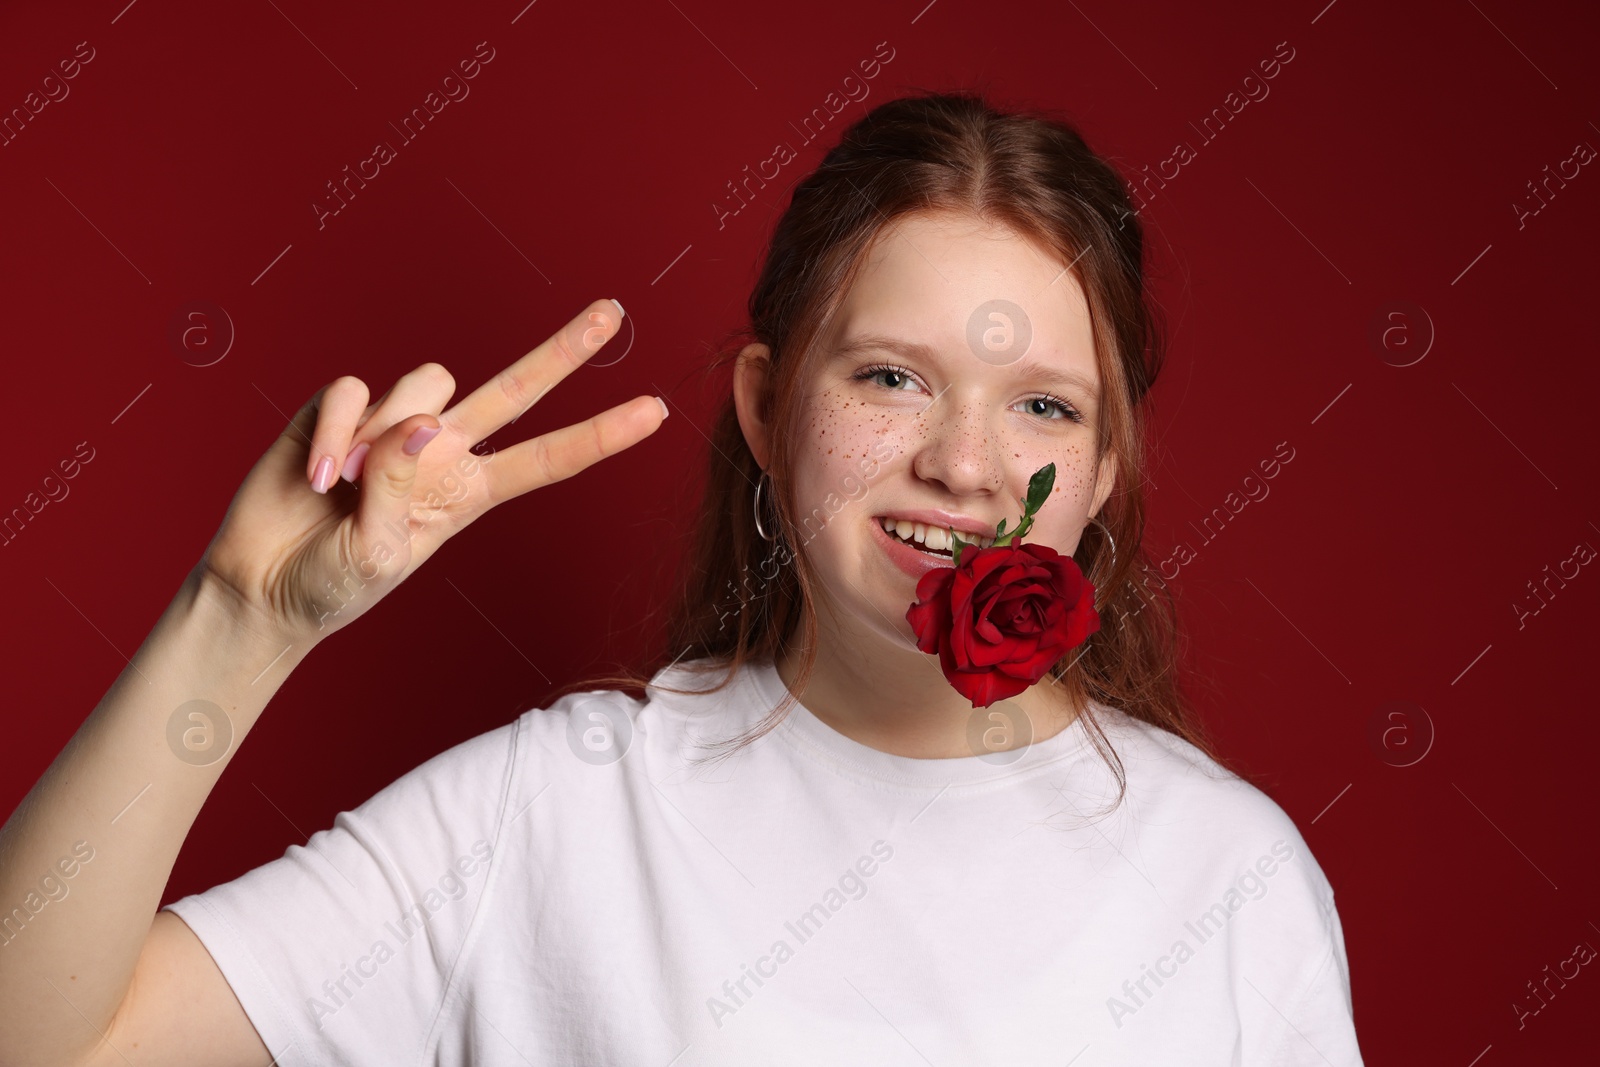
top-left (909, 398), bottom-right (1005, 499)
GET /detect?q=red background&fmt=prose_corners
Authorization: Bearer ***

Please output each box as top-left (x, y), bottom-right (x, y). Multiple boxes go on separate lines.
top-left (3, 0), bottom-right (1597, 1061)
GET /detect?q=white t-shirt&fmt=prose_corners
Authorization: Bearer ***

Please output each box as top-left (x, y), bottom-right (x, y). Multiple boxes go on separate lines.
top-left (164, 657), bottom-right (1363, 1066)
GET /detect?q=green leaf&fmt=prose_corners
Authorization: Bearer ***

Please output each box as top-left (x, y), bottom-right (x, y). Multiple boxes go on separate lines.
top-left (950, 530), bottom-right (965, 567)
top-left (992, 464), bottom-right (1056, 546)
top-left (995, 518), bottom-right (1008, 537)
top-left (1024, 463), bottom-right (1056, 517)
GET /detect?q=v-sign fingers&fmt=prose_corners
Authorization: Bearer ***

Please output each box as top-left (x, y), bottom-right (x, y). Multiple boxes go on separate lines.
top-left (444, 298), bottom-right (626, 443)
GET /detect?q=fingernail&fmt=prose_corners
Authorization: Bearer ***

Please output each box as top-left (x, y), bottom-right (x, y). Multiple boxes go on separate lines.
top-left (610, 298), bottom-right (626, 320)
top-left (341, 441), bottom-right (371, 482)
top-left (403, 425), bottom-right (441, 456)
top-left (655, 396), bottom-right (669, 420)
top-left (311, 456), bottom-right (335, 493)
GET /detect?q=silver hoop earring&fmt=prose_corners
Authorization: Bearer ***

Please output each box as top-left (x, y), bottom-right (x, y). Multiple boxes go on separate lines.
top-left (1084, 514), bottom-right (1116, 577)
top-left (752, 470), bottom-right (777, 543)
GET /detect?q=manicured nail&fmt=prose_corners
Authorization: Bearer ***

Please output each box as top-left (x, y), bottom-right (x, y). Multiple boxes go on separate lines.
top-left (655, 396), bottom-right (669, 420)
top-left (311, 455), bottom-right (335, 493)
top-left (610, 298), bottom-right (626, 320)
top-left (341, 441), bottom-right (371, 482)
top-left (403, 425), bottom-right (441, 456)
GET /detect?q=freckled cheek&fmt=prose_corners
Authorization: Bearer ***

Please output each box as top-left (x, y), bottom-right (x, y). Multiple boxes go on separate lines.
top-left (795, 397), bottom-right (880, 509)
top-left (1033, 444), bottom-right (1101, 542)
top-left (1041, 446), bottom-right (1096, 492)
top-left (801, 398), bottom-right (883, 466)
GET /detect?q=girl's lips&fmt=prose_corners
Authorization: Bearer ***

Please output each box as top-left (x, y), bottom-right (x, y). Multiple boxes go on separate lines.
top-left (869, 514), bottom-right (955, 580)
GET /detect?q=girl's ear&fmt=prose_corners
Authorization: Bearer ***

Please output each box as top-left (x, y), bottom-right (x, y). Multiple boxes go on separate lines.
top-left (732, 342), bottom-right (774, 469)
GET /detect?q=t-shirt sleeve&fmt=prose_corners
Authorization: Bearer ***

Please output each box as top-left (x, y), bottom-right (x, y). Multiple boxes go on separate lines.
top-left (161, 715), bottom-right (523, 1067)
top-left (1256, 881), bottom-right (1364, 1066)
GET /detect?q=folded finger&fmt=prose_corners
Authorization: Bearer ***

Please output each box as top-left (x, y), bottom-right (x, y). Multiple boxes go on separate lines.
top-left (343, 363), bottom-right (457, 482)
top-left (306, 376), bottom-right (370, 493)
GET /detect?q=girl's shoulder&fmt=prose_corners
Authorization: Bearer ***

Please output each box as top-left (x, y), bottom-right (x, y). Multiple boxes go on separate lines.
top-left (1085, 702), bottom-right (1338, 900)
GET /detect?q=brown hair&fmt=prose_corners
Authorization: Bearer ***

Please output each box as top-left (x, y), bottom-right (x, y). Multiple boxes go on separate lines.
top-left (565, 89), bottom-right (1243, 803)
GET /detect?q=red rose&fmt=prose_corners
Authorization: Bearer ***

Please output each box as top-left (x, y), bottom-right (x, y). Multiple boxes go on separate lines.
top-left (905, 541), bottom-right (1099, 708)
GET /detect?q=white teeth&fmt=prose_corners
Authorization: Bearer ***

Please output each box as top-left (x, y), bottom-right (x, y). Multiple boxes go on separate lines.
top-left (878, 517), bottom-right (996, 552)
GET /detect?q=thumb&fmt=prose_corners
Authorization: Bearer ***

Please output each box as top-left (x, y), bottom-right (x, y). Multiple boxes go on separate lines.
top-left (351, 414), bottom-right (443, 565)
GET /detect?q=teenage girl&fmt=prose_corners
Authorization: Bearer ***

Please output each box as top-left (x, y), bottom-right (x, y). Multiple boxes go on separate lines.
top-left (0, 91), bottom-right (1362, 1066)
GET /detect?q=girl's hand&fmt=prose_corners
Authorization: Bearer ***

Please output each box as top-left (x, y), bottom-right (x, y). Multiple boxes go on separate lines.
top-left (195, 298), bottom-right (662, 646)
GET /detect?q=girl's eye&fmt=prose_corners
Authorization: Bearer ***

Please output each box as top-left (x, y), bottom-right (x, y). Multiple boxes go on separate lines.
top-left (1015, 395), bottom-right (1085, 423)
top-left (853, 364), bottom-right (924, 393)
top-left (851, 363), bottom-right (1088, 422)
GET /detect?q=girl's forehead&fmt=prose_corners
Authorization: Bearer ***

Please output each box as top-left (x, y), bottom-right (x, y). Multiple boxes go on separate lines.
top-left (822, 212), bottom-right (1098, 376)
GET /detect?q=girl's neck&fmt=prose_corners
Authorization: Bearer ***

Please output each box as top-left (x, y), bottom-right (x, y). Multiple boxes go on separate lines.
top-left (773, 615), bottom-right (1083, 760)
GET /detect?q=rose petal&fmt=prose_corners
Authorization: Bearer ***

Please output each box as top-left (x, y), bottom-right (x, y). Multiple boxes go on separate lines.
top-left (906, 569), bottom-right (956, 654)
top-left (909, 542), bottom-right (1102, 708)
top-left (951, 664), bottom-right (1029, 708)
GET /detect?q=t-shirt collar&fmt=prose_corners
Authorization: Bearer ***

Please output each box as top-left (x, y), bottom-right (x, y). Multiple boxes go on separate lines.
top-left (734, 656), bottom-right (1100, 792)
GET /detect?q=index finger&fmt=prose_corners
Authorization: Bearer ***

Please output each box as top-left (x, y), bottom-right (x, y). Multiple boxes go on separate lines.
top-left (444, 298), bottom-right (626, 441)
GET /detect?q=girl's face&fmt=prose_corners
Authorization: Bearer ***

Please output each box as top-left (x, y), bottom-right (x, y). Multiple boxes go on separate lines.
top-left (786, 210), bottom-right (1117, 652)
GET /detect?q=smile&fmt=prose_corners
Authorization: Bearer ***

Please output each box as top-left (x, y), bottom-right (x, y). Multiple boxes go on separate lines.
top-left (869, 517), bottom-right (965, 580)
top-left (874, 516), bottom-right (996, 558)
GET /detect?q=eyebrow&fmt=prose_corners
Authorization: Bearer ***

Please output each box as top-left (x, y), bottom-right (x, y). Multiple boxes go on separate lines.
top-left (835, 333), bottom-right (1100, 399)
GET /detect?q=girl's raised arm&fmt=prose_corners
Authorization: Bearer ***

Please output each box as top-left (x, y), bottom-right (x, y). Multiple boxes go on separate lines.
top-left (0, 299), bottom-right (661, 1067)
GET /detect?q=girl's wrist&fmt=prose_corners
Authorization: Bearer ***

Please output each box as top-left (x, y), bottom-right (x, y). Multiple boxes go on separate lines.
top-left (182, 562), bottom-right (321, 667)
